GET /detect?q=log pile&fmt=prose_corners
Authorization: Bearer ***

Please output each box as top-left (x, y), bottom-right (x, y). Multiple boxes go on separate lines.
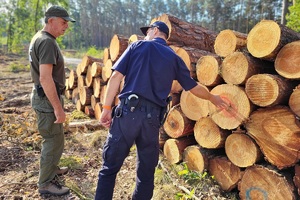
top-left (64, 14), bottom-right (300, 200)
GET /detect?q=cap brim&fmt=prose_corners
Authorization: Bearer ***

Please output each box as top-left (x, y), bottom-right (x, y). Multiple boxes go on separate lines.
top-left (140, 26), bottom-right (150, 36)
top-left (62, 16), bottom-right (76, 23)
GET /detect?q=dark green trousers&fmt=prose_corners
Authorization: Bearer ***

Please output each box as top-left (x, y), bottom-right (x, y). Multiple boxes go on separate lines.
top-left (31, 89), bottom-right (64, 187)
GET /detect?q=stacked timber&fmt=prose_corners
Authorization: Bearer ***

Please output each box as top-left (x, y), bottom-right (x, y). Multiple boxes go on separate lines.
top-left (65, 14), bottom-right (300, 200)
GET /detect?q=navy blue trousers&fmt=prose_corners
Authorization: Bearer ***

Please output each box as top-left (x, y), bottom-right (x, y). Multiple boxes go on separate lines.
top-left (95, 105), bottom-right (161, 200)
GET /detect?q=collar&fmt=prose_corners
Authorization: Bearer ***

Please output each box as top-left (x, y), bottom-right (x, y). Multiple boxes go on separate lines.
top-left (152, 37), bottom-right (167, 46)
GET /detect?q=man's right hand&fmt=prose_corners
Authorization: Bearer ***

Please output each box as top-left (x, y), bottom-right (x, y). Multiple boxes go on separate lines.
top-left (54, 108), bottom-right (66, 123)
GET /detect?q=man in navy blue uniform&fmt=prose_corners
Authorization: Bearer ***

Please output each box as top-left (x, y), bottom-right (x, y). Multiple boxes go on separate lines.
top-left (95, 21), bottom-right (229, 200)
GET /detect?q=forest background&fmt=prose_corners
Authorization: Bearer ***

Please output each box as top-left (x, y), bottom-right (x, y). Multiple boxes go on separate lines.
top-left (1, 0), bottom-right (300, 54)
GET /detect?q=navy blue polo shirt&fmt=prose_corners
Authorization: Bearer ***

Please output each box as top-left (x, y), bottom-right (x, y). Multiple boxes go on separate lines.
top-left (113, 37), bottom-right (197, 107)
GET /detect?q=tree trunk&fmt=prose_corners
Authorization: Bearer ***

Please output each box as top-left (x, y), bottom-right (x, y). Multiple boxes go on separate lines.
top-left (214, 29), bottom-right (247, 57)
top-left (225, 132), bottom-right (263, 168)
top-left (159, 127), bottom-right (170, 149)
top-left (180, 85), bottom-right (209, 121)
top-left (109, 34), bottom-right (128, 62)
top-left (92, 77), bottom-right (102, 98)
top-left (208, 156), bottom-right (243, 192)
top-left (221, 51), bottom-right (274, 85)
top-left (247, 20), bottom-right (300, 61)
top-left (163, 137), bottom-right (197, 164)
top-left (275, 41), bottom-right (300, 79)
top-left (91, 95), bottom-right (100, 110)
top-left (76, 99), bottom-right (84, 112)
top-left (209, 84), bottom-right (253, 130)
top-left (85, 65), bottom-right (94, 88)
top-left (103, 47), bottom-right (110, 66)
top-left (245, 74), bottom-right (296, 107)
top-left (94, 102), bottom-right (102, 121)
top-left (196, 55), bottom-right (223, 87)
top-left (238, 165), bottom-right (296, 200)
top-left (245, 106), bottom-right (300, 169)
top-left (163, 104), bottom-right (195, 138)
top-left (194, 117), bottom-right (230, 149)
top-left (80, 55), bottom-right (102, 74)
top-left (84, 106), bottom-right (94, 117)
top-left (90, 61), bottom-right (103, 77)
top-left (158, 13), bottom-right (217, 53)
top-left (289, 84), bottom-right (300, 117)
top-left (293, 164), bottom-right (300, 196)
top-left (77, 75), bottom-right (86, 88)
top-left (71, 87), bottom-right (79, 104)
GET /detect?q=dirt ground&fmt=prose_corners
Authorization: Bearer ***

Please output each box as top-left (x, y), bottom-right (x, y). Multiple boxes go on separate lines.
top-left (0, 53), bottom-right (237, 200)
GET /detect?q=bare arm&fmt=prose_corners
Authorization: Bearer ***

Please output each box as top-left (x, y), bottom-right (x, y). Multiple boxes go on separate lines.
top-left (39, 64), bottom-right (65, 123)
top-left (189, 84), bottom-right (228, 109)
top-left (100, 70), bottom-right (124, 127)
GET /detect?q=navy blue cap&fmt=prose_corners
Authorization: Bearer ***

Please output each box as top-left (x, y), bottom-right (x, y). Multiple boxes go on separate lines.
top-left (140, 21), bottom-right (169, 37)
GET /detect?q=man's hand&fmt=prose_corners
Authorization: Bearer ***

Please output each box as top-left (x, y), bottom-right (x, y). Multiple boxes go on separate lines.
top-left (100, 109), bottom-right (112, 128)
top-left (54, 108), bottom-right (66, 123)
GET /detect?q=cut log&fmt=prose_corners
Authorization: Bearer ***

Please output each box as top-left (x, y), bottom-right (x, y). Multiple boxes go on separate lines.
top-left (100, 85), bottom-right (107, 105)
top-left (71, 87), bottom-right (79, 104)
top-left (221, 51), bottom-right (273, 85)
top-left (214, 29), bottom-right (247, 57)
top-left (294, 164), bottom-right (300, 196)
top-left (245, 106), bottom-right (300, 169)
top-left (163, 104), bottom-right (195, 138)
top-left (194, 117), bottom-right (230, 149)
top-left (76, 63), bottom-right (82, 76)
top-left (102, 59), bottom-right (113, 84)
top-left (77, 75), bottom-right (86, 88)
top-left (103, 47), bottom-right (110, 66)
top-left (169, 92), bottom-right (181, 107)
top-left (196, 55), bottom-right (223, 87)
top-left (163, 137), bottom-right (197, 164)
top-left (94, 102), bottom-right (102, 121)
top-left (84, 106), bottom-right (94, 118)
top-left (180, 84), bottom-right (209, 121)
top-left (247, 20), bottom-right (300, 61)
top-left (159, 127), bottom-right (170, 149)
top-left (85, 65), bottom-right (94, 88)
top-left (225, 132), bottom-right (263, 168)
top-left (64, 89), bottom-right (72, 100)
top-left (275, 40), bottom-right (300, 79)
top-left (170, 45), bottom-right (217, 79)
top-left (238, 165), bottom-right (296, 200)
top-left (183, 145), bottom-right (209, 173)
top-left (79, 86), bottom-right (93, 106)
top-left (128, 34), bottom-right (144, 44)
top-left (76, 100), bottom-right (84, 112)
top-left (158, 13), bottom-right (217, 52)
top-left (245, 74), bottom-right (296, 107)
top-left (208, 156), bottom-right (243, 192)
top-left (90, 61), bottom-right (103, 77)
top-left (92, 77), bottom-right (102, 98)
top-left (109, 34), bottom-right (128, 62)
top-left (68, 69), bottom-right (78, 89)
top-left (208, 84), bottom-right (253, 130)
top-left (80, 55), bottom-right (102, 74)
top-left (91, 95), bottom-right (100, 110)
top-left (289, 85), bottom-right (300, 117)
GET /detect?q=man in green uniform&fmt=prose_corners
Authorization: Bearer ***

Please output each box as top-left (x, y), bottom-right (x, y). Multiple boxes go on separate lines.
top-left (29, 5), bottom-right (75, 196)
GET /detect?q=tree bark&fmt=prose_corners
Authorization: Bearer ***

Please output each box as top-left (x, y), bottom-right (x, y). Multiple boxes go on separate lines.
top-left (247, 20), bottom-right (300, 61)
top-left (238, 165), bottom-right (296, 200)
top-left (158, 13), bottom-right (217, 53)
top-left (214, 29), bottom-right (247, 57)
top-left (245, 106), bottom-right (300, 169)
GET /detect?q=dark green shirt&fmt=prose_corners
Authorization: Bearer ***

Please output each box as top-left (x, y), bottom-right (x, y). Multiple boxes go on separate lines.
top-left (29, 31), bottom-right (65, 90)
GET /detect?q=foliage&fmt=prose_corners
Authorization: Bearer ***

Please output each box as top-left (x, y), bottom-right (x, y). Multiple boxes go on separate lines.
top-left (0, 0), bottom-right (288, 53)
top-left (86, 46), bottom-right (104, 58)
top-left (59, 155), bottom-right (85, 170)
top-left (9, 62), bottom-right (30, 73)
top-left (70, 110), bottom-right (90, 120)
top-left (286, 2), bottom-right (300, 32)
